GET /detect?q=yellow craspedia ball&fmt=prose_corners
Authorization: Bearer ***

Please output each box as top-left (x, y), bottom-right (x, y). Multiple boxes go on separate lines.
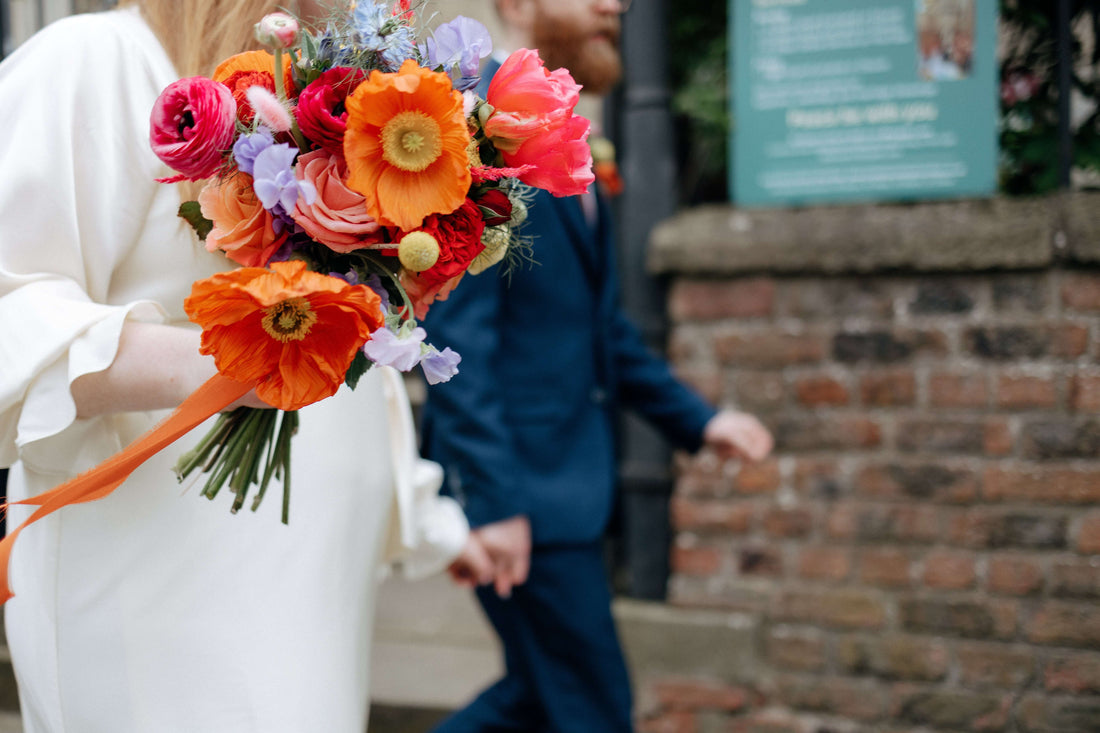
top-left (398, 231), bottom-right (440, 272)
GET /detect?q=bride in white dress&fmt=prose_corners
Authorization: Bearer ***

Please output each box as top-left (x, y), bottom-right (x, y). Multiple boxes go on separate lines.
top-left (0, 1), bottom-right (490, 731)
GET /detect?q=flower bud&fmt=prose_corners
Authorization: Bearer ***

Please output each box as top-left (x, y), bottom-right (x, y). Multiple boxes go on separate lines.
top-left (254, 12), bottom-right (300, 50)
top-left (398, 231), bottom-right (441, 272)
top-left (468, 225), bottom-right (509, 275)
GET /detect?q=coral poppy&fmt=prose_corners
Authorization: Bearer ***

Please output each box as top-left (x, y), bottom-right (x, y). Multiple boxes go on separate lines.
top-left (213, 50), bottom-right (297, 125)
top-left (184, 260), bottom-right (384, 411)
top-left (343, 59), bottom-right (471, 231)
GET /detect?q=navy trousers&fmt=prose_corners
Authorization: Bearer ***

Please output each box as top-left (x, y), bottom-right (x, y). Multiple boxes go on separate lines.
top-left (431, 542), bottom-right (633, 733)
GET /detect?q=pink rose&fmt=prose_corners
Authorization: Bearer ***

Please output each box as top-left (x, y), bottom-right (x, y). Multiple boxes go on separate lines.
top-left (198, 171), bottom-right (288, 267)
top-left (150, 76), bottom-right (237, 183)
top-left (295, 67), bottom-right (366, 159)
top-left (291, 150), bottom-right (384, 253)
top-left (483, 49), bottom-right (581, 153)
top-left (506, 114), bottom-right (594, 197)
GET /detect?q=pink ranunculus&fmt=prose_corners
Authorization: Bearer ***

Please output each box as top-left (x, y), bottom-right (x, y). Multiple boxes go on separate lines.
top-left (295, 67), bottom-right (366, 159)
top-left (290, 150), bottom-right (384, 253)
top-left (506, 114), bottom-right (594, 197)
top-left (150, 76), bottom-right (237, 183)
top-left (483, 48), bottom-right (581, 154)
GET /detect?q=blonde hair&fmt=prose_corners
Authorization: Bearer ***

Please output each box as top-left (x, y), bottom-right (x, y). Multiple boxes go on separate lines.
top-left (120, 0), bottom-right (292, 77)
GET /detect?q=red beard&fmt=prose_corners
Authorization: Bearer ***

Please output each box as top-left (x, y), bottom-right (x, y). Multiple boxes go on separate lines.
top-left (533, 11), bottom-right (623, 95)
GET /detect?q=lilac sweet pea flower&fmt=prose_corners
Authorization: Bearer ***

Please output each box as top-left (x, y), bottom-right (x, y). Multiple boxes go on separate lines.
top-left (252, 142), bottom-right (316, 214)
top-left (423, 16), bottom-right (492, 80)
top-left (232, 126), bottom-right (275, 175)
top-left (362, 326), bottom-right (426, 372)
top-left (421, 347), bottom-right (461, 385)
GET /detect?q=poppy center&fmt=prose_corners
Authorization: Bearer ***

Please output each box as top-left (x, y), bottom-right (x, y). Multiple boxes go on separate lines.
top-left (380, 110), bottom-right (442, 172)
top-left (261, 297), bottom-right (317, 342)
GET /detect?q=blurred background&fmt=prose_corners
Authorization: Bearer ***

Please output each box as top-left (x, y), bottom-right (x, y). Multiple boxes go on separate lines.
top-left (3, 1), bottom-right (1100, 731)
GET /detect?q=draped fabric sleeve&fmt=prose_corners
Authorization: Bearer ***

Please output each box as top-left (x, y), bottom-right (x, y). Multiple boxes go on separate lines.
top-left (0, 13), bottom-right (173, 475)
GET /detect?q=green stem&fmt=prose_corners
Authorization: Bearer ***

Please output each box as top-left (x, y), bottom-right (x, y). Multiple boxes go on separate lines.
top-left (356, 250), bottom-right (416, 318)
top-left (230, 409), bottom-right (275, 514)
top-left (173, 412), bottom-right (233, 480)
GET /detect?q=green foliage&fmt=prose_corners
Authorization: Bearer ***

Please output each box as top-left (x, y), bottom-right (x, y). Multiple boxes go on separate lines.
top-left (178, 201), bottom-right (213, 241)
top-left (344, 349), bottom-right (372, 390)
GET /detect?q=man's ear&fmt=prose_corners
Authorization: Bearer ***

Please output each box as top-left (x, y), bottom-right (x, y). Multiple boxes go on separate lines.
top-left (497, 0), bottom-right (536, 36)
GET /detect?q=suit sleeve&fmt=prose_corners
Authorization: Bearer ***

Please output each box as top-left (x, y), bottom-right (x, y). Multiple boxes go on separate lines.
top-left (421, 265), bottom-right (525, 529)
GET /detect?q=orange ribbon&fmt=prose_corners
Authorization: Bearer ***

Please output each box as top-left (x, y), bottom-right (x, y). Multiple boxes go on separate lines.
top-left (0, 374), bottom-right (251, 604)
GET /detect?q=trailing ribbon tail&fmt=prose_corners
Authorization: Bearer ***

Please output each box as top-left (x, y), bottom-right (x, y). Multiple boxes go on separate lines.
top-left (0, 373), bottom-right (253, 605)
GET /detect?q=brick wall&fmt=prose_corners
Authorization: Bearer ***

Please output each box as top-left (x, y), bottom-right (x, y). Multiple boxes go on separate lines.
top-left (640, 197), bottom-right (1100, 733)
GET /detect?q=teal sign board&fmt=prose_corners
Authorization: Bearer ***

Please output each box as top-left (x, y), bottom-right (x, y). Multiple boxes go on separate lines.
top-left (731, 0), bottom-right (998, 207)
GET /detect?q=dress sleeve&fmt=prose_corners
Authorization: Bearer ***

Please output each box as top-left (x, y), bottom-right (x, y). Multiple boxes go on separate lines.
top-left (0, 15), bottom-right (169, 473)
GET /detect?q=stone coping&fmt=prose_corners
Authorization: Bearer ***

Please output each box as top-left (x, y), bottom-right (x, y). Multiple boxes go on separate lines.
top-left (648, 192), bottom-right (1100, 276)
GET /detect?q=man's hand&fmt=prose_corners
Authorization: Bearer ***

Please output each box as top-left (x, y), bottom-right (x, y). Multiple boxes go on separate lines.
top-left (703, 409), bottom-right (773, 462)
top-left (472, 515), bottom-right (532, 599)
top-left (448, 533), bottom-right (495, 590)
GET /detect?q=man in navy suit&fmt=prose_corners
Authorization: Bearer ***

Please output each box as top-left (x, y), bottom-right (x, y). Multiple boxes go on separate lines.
top-left (421, 0), bottom-right (773, 730)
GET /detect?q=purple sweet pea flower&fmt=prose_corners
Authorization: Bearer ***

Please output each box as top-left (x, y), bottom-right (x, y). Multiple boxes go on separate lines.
top-left (423, 16), bottom-right (491, 78)
top-left (252, 142), bottom-right (316, 215)
top-left (362, 326), bottom-right (426, 372)
top-left (421, 347), bottom-right (461, 385)
top-left (362, 273), bottom-right (391, 311)
top-left (232, 126), bottom-right (275, 176)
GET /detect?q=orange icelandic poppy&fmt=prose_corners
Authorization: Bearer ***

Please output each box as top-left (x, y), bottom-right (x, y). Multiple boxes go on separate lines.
top-left (184, 260), bottom-right (384, 411)
top-left (343, 59), bottom-right (472, 231)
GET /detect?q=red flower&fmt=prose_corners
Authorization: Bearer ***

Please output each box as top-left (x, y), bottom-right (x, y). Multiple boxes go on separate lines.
top-left (295, 67), bottom-right (366, 159)
top-left (149, 76), bottom-right (237, 183)
top-left (413, 199), bottom-right (487, 289)
top-left (505, 114), bottom-right (594, 196)
top-left (475, 189), bottom-right (513, 226)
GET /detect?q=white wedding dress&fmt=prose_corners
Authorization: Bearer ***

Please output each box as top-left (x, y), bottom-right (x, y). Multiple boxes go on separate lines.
top-left (0, 7), bottom-right (467, 732)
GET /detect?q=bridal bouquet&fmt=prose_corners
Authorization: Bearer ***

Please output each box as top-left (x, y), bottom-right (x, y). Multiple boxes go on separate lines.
top-left (146, 2), bottom-right (595, 520)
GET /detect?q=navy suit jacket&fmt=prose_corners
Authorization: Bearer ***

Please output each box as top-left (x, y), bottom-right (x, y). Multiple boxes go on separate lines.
top-left (420, 64), bottom-right (716, 546)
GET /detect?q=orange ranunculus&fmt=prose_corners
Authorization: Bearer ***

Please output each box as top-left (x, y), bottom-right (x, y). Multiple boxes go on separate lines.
top-left (213, 50), bottom-right (297, 125)
top-left (184, 260), bottom-right (384, 411)
top-left (343, 59), bottom-right (471, 231)
top-left (198, 171), bottom-right (287, 267)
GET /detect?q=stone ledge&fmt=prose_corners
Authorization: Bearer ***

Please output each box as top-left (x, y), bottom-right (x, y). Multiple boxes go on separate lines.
top-left (648, 192), bottom-right (1100, 276)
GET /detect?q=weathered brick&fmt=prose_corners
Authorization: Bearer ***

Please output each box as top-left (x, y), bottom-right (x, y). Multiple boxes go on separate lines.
top-left (732, 371), bottom-right (787, 413)
top-left (910, 280), bottom-right (975, 314)
top-left (669, 278), bottom-right (776, 322)
top-left (766, 627), bottom-right (828, 672)
top-left (671, 544), bottom-right (723, 577)
top-left (797, 546), bottom-right (851, 581)
top-left (1062, 272), bottom-right (1100, 311)
top-left (956, 642), bottom-right (1036, 689)
top-left (1071, 371), bottom-right (1100, 413)
top-left (987, 554), bottom-right (1045, 596)
top-left (793, 459), bottom-right (845, 500)
top-left (738, 545), bottom-right (784, 577)
top-left (827, 503), bottom-right (941, 544)
top-left (834, 330), bottom-right (947, 363)
top-left (671, 498), bottom-right (754, 534)
top-left (774, 416), bottom-right (882, 452)
top-left (1028, 602), bottom-right (1100, 648)
top-left (772, 673), bottom-right (887, 722)
top-left (1017, 693), bottom-right (1100, 732)
top-left (638, 710), bottom-right (697, 733)
top-left (860, 370), bottom-right (916, 406)
top-left (983, 465), bottom-right (1100, 504)
top-left (892, 687), bottom-right (1011, 731)
top-left (651, 678), bottom-right (752, 712)
top-left (715, 330), bottom-right (826, 368)
top-left (929, 371), bottom-right (989, 408)
top-left (993, 275), bottom-right (1050, 313)
top-left (1079, 513), bottom-right (1100, 555)
top-left (896, 419), bottom-right (985, 454)
top-left (673, 367), bottom-right (724, 406)
top-left (1052, 323), bottom-right (1090, 359)
top-left (676, 457), bottom-right (781, 498)
top-left (763, 507), bottom-right (814, 539)
top-left (669, 325), bottom-right (712, 364)
top-left (727, 710), bottom-right (806, 733)
top-left (900, 597), bottom-right (1017, 639)
top-left (984, 419), bottom-right (1015, 456)
top-left (837, 634), bottom-right (949, 681)
top-left (854, 462), bottom-right (978, 503)
top-left (781, 279), bottom-right (896, 320)
top-left (773, 589), bottom-right (888, 629)
top-left (1020, 419), bottom-right (1100, 460)
top-left (1045, 652), bottom-right (1100, 694)
top-left (1051, 560), bottom-right (1100, 599)
top-left (793, 374), bottom-right (849, 407)
top-left (965, 326), bottom-right (1051, 361)
top-left (997, 373), bottom-right (1060, 409)
top-left (922, 551), bottom-right (977, 590)
top-left (949, 509), bottom-right (1068, 550)
top-left (859, 548), bottom-right (913, 587)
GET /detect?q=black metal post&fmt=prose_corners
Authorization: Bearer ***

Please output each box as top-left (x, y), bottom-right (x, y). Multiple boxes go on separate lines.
top-left (0, 0), bottom-right (9, 60)
top-left (1057, 0), bottom-right (1073, 187)
top-left (611, 0), bottom-right (678, 600)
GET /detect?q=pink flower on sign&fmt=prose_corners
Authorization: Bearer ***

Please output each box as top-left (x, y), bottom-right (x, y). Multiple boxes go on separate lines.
top-left (483, 48), bottom-right (581, 154)
top-left (149, 76), bottom-right (237, 183)
top-left (291, 150), bottom-right (384, 253)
